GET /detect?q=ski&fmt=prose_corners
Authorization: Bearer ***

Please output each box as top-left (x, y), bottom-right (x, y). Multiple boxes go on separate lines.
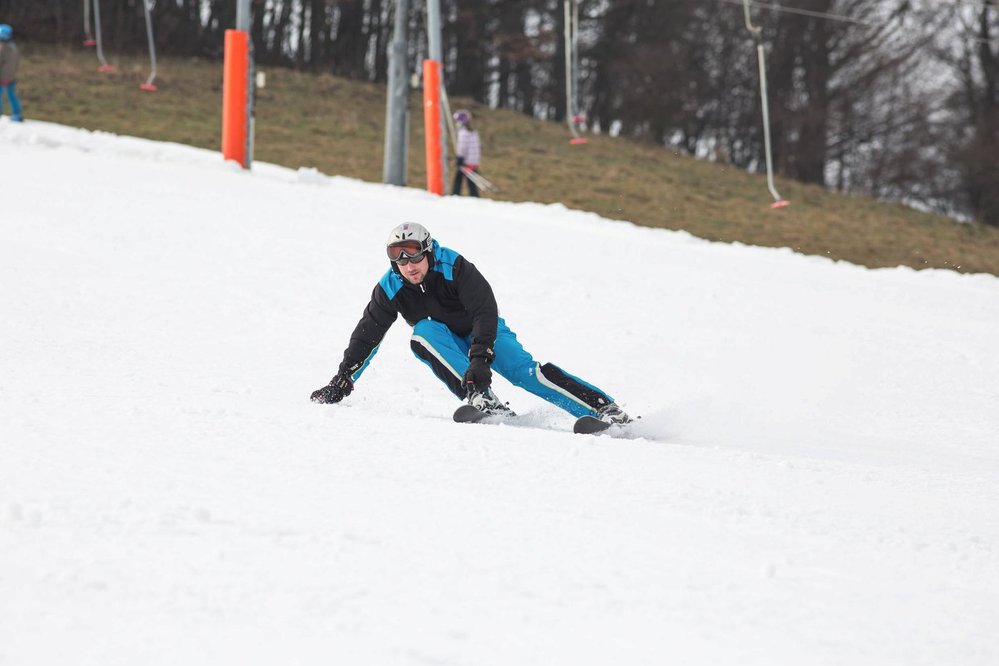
top-left (456, 406), bottom-right (633, 435)
top-left (573, 415), bottom-right (612, 434)
top-left (574, 414), bottom-right (639, 435)
top-left (453, 404), bottom-right (491, 424)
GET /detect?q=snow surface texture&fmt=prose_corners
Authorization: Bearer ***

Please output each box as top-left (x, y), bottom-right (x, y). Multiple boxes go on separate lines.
top-left (2, 118), bottom-right (998, 665)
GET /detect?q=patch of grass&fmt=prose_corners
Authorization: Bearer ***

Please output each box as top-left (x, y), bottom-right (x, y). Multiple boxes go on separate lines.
top-left (20, 44), bottom-right (999, 275)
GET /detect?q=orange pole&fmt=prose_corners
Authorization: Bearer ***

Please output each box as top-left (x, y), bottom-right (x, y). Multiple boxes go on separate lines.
top-left (222, 30), bottom-right (249, 168)
top-left (423, 59), bottom-right (444, 195)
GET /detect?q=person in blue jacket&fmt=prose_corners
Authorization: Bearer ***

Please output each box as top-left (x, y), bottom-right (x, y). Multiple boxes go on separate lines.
top-left (0, 24), bottom-right (24, 122)
top-left (311, 222), bottom-right (632, 427)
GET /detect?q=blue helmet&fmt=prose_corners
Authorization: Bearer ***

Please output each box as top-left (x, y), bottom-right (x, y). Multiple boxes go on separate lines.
top-left (453, 109), bottom-right (471, 125)
top-left (0, 25), bottom-right (12, 41)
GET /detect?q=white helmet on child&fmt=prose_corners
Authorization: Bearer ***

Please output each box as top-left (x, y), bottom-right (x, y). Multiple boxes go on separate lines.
top-left (386, 222), bottom-right (433, 263)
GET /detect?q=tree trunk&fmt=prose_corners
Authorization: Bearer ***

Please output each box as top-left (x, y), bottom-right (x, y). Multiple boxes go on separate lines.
top-left (330, 0), bottom-right (367, 79)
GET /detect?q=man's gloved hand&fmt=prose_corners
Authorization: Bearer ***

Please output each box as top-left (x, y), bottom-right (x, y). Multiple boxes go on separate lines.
top-left (463, 356), bottom-right (491, 390)
top-left (456, 156), bottom-right (466, 168)
top-left (463, 345), bottom-right (494, 391)
top-left (310, 373), bottom-right (353, 404)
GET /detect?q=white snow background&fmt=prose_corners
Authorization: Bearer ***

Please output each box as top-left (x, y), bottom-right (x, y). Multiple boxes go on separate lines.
top-left (2, 119), bottom-right (998, 665)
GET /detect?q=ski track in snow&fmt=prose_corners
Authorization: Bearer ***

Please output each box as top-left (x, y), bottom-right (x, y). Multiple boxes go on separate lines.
top-left (1, 118), bottom-right (998, 665)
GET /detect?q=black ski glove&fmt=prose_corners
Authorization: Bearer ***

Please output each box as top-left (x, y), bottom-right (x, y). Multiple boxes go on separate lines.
top-left (456, 156), bottom-right (466, 168)
top-left (463, 357), bottom-right (491, 391)
top-left (463, 345), bottom-right (494, 391)
top-left (311, 373), bottom-right (353, 404)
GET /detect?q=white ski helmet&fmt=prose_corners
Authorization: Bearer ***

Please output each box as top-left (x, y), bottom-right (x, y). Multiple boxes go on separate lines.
top-left (386, 222), bottom-right (433, 261)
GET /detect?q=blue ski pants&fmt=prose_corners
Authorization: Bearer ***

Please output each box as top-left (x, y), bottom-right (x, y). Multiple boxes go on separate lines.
top-left (0, 82), bottom-right (22, 120)
top-left (410, 317), bottom-right (613, 418)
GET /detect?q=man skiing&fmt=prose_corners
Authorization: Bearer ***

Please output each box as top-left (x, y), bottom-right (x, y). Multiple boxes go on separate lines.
top-left (310, 223), bottom-right (632, 432)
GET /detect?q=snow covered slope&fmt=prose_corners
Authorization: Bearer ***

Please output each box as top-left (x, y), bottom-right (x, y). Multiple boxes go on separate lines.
top-left (2, 118), bottom-right (997, 665)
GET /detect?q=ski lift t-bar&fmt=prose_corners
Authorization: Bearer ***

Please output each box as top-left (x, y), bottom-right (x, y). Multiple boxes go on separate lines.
top-left (743, 0), bottom-right (789, 208)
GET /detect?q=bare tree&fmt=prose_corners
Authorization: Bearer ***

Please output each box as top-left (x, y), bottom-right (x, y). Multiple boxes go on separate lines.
top-left (940, 0), bottom-right (999, 225)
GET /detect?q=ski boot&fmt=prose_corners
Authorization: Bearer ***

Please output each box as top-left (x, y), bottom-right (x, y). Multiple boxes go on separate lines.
top-left (596, 402), bottom-right (632, 426)
top-left (468, 387), bottom-right (514, 416)
top-left (453, 387), bottom-right (515, 423)
top-left (574, 402), bottom-right (633, 434)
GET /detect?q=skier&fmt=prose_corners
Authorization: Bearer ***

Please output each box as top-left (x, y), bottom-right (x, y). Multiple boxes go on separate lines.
top-left (0, 24), bottom-right (23, 122)
top-left (451, 110), bottom-right (480, 197)
top-left (310, 223), bottom-right (632, 432)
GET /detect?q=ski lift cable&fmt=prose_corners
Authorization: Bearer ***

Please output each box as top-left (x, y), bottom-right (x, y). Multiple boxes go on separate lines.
top-left (440, 84), bottom-right (458, 153)
top-left (743, 0), bottom-right (788, 208)
top-left (91, 0), bottom-right (113, 71)
top-left (563, 0), bottom-right (578, 139)
top-left (718, 0), bottom-right (993, 46)
top-left (140, 0), bottom-right (158, 90)
top-left (572, 0), bottom-right (581, 111)
top-left (725, 0), bottom-right (886, 29)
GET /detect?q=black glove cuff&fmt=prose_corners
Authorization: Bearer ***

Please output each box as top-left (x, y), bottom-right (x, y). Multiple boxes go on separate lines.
top-left (336, 360), bottom-right (361, 383)
top-left (468, 344), bottom-right (494, 363)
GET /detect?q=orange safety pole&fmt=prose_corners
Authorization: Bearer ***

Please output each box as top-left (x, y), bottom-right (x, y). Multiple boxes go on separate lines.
top-left (422, 59), bottom-right (444, 195)
top-left (222, 29), bottom-right (249, 168)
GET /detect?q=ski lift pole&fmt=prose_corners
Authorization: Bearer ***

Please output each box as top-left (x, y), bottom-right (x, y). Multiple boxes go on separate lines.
top-left (422, 59), bottom-right (444, 194)
top-left (383, 0), bottom-right (411, 186)
top-left (743, 0), bottom-right (787, 207)
top-left (426, 0), bottom-right (448, 191)
top-left (92, 0), bottom-right (114, 71)
top-left (83, 0), bottom-right (96, 46)
top-left (140, 0), bottom-right (158, 91)
top-left (222, 0), bottom-right (254, 169)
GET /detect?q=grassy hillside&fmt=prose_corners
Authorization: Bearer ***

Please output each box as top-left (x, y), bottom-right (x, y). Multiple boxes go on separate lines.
top-left (19, 44), bottom-right (999, 275)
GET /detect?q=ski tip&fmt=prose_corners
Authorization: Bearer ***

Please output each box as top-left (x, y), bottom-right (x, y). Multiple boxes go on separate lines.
top-left (453, 404), bottom-right (488, 424)
top-left (454, 404), bottom-right (518, 424)
top-left (573, 416), bottom-right (611, 435)
top-left (574, 414), bottom-right (640, 435)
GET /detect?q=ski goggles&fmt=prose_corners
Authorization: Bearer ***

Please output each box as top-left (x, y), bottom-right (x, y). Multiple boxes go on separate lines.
top-left (387, 241), bottom-right (428, 265)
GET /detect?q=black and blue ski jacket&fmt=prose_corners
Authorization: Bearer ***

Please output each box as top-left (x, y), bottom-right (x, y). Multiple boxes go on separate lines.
top-left (336, 241), bottom-right (498, 382)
